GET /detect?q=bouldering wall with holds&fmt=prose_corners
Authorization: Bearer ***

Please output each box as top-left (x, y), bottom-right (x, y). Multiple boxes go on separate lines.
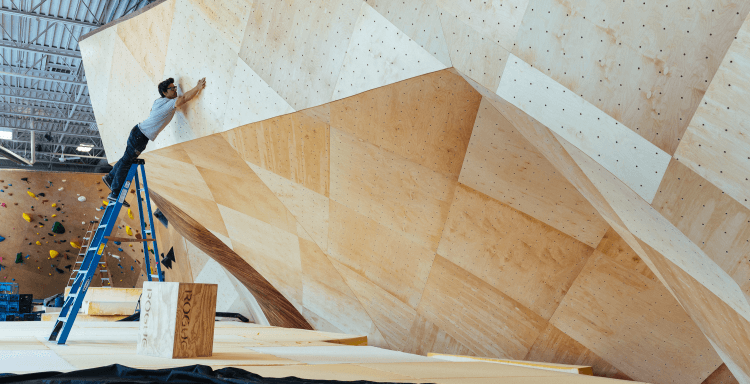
top-left (0, 170), bottom-right (144, 298)
top-left (81, 0), bottom-right (750, 382)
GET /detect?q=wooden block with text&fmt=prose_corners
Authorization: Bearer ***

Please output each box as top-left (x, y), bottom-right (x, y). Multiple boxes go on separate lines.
top-left (137, 282), bottom-right (218, 358)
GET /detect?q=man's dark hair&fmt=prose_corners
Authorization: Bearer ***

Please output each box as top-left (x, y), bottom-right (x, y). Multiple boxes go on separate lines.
top-left (158, 78), bottom-right (174, 97)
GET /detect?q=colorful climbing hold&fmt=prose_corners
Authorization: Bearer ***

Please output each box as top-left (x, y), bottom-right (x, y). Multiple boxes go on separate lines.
top-left (125, 226), bottom-right (133, 236)
top-left (77, 196), bottom-right (86, 202)
top-left (51, 203), bottom-right (56, 207)
top-left (26, 191), bottom-right (37, 199)
top-left (22, 213), bottom-right (31, 222)
top-left (128, 208), bottom-right (134, 220)
top-left (70, 241), bottom-right (81, 249)
top-left (15, 253), bottom-right (22, 264)
top-left (50, 250), bottom-right (59, 258)
top-left (35, 241), bottom-right (41, 245)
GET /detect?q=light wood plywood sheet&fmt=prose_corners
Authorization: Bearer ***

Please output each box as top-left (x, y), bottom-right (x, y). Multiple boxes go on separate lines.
top-left (364, 0), bottom-right (451, 66)
top-left (222, 112), bottom-right (330, 196)
top-left (160, 0), bottom-right (239, 139)
top-left (330, 69), bottom-right (480, 179)
top-left (459, 97), bottom-right (608, 247)
top-left (331, 257), bottom-right (419, 352)
top-left (440, 11), bottom-right (509, 92)
top-left (185, 0), bottom-right (253, 53)
top-left (219, 204), bottom-right (303, 307)
top-left (79, 27), bottom-right (117, 133)
top-left (496, 54), bottom-right (671, 204)
top-left (357, 361), bottom-right (564, 379)
top-left (674, 14), bottom-right (750, 212)
top-left (437, 183), bottom-right (594, 320)
top-left (331, 2), bottom-right (447, 101)
top-left (328, 200), bottom-right (435, 311)
top-left (403, 315), bottom-right (474, 357)
top-left (248, 162), bottom-right (330, 254)
top-left (242, 363), bottom-right (416, 382)
top-left (238, 0), bottom-right (363, 109)
top-left (194, 258), bottom-right (239, 313)
top-left (102, 35), bottom-right (157, 162)
top-left (525, 324), bottom-right (631, 381)
top-left (639, 240), bottom-right (750, 383)
top-left (416, 255), bottom-right (548, 359)
top-left (299, 238), bottom-right (378, 339)
top-left (222, 57), bottom-right (295, 131)
top-left (145, 181), bottom-right (230, 238)
top-left (653, 159), bottom-right (750, 297)
top-left (551, 229), bottom-right (720, 384)
top-left (115, 0), bottom-right (175, 85)
top-left (330, 128), bottom-right (456, 251)
top-left (436, 0), bottom-right (530, 52)
top-left (140, 151), bottom-right (214, 202)
top-left (514, 0), bottom-right (750, 155)
top-left (557, 133), bottom-right (750, 324)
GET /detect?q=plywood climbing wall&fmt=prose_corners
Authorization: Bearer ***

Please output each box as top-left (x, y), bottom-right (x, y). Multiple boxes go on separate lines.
top-left (81, 0), bottom-right (750, 382)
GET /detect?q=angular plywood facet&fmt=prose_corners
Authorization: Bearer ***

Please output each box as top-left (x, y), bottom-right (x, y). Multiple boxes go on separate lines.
top-left (238, 0), bottom-right (364, 109)
top-left (331, 2), bottom-right (447, 101)
top-left (160, 0), bottom-right (239, 139)
top-left (330, 128), bottom-right (456, 251)
top-left (459, 98), bottom-right (608, 247)
top-left (115, 0), bottom-right (176, 85)
top-left (222, 57), bottom-right (295, 131)
top-left (79, 27), bottom-right (118, 131)
top-left (364, 0), bottom-right (452, 66)
top-left (417, 255), bottom-right (547, 359)
top-left (496, 54), bottom-right (671, 204)
top-left (185, 0), bottom-right (254, 53)
top-left (550, 230), bottom-right (721, 384)
top-left (439, 11), bottom-right (509, 92)
top-left (435, 0), bottom-right (530, 52)
top-left (247, 162), bottom-right (330, 252)
top-left (437, 183), bottom-right (595, 321)
top-left (674, 13), bottom-right (750, 212)
top-left (331, 69), bottom-right (480, 179)
top-left (222, 113), bottom-right (330, 196)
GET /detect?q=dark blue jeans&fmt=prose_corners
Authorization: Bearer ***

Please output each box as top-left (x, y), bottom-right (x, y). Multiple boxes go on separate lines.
top-left (106, 125), bottom-right (149, 197)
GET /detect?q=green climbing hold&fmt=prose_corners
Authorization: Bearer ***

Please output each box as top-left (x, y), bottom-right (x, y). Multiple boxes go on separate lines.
top-left (51, 221), bottom-right (65, 234)
top-left (15, 252), bottom-right (22, 264)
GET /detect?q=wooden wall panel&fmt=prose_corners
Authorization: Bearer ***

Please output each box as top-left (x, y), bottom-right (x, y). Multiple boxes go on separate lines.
top-left (703, 364), bottom-right (740, 384)
top-left (653, 159), bottom-right (750, 296)
top-left (184, 0), bottom-right (253, 53)
top-left (459, 97), bottom-right (608, 247)
top-left (330, 69), bottom-right (480, 179)
top-left (403, 315), bottom-right (474, 357)
top-left (327, 201), bottom-right (434, 310)
top-left (221, 112), bottom-right (330, 196)
top-left (330, 128), bottom-right (456, 251)
top-left (551, 229), bottom-right (721, 384)
top-left (435, 0), bottom-right (530, 51)
top-left (513, 0), bottom-right (750, 155)
top-left (416, 255), bottom-right (548, 359)
top-left (525, 324), bottom-right (632, 381)
top-left (238, 0), bottom-right (363, 109)
top-left (115, 0), bottom-right (174, 85)
top-left (674, 13), bottom-right (750, 212)
top-left (150, 190), bottom-right (312, 330)
top-left (437, 183), bottom-right (594, 321)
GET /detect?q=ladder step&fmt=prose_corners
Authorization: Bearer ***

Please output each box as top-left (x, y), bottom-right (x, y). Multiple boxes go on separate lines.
top-left (145, 230), bottom-right (152, 235)
top-left (98, 224), bottom-right (106, 228)
top-left (57, 317), bottom-right (67, 322)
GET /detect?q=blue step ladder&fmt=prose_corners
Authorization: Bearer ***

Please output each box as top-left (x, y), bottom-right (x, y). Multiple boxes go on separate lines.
top-left (49, 159), bottom-right (164, 344)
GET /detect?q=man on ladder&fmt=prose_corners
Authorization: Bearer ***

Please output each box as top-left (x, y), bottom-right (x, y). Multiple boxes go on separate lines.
top-left (102, 77), bottom-right (207, 206)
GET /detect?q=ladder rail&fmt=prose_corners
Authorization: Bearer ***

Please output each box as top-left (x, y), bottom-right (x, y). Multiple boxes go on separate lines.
top-left (50, 160), bottom-right (161, 344)
top-left (135, 164), bottom-right (163, 281)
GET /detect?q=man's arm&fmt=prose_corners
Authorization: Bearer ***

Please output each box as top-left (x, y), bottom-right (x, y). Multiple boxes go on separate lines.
top-left (175, 78), bottom-right (207, 108)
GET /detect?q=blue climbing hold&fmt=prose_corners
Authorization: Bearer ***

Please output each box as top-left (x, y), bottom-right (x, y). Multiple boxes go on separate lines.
top-left (118, 248), bottom-right (123, 252)
top-left (114, 241), bottom-right (121, 245)
top-left (0, 236), bottom-right (4, 242)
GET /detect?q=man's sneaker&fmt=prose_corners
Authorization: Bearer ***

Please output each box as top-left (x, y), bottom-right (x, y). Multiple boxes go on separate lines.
top-left (102, 175), bottom-right (112, 191)
top-left (107, 193), bottom-right (130, 208)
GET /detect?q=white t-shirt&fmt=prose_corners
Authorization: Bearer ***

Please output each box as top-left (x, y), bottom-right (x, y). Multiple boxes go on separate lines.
top-left (138, 97), bottom-right (177, 141)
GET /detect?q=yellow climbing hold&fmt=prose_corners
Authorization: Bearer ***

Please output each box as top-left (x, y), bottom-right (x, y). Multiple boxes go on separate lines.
top-left (70, 241), bottom-right (81, 249)
top-left (126, 226), bottom-right (133, 236)
top-left (35, 241), bottom-right (41, 245)
top-left (22, 213), bottom-right (31, 222)
top-left (127, 208), bottom-right (133, 220)
top-left (102, 200), bottom-right (108, 206)
top-left (50, 250), bottom-right (59, 258)
top-left (52, 214), bottom-right (57, 218)
top-left (27, 191), bottom-right (36, 199)
top-left (51, 203), bottom-right (56, 207)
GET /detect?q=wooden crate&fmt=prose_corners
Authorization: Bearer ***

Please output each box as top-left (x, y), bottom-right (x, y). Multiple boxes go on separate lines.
top-left (137, 282), bottom-right (218, 358)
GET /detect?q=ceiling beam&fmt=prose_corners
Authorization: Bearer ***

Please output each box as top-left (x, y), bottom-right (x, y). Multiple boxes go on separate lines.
top-left (0, 158), bottom-right (101, 167)
top-left (0, 110), bottom-right (95, 124)
top-left (0, 125), bottom-right (100, 140)
top-left (0, 91), bottom-right (90, 108)
top-left (0, 8), bottom-right (99, 29)
top-left (0, 69), bottom-right (87, 86)
top-left (0, 85), bottom-right (90, 103)
top-left (0, 41), bottom-right (82, 60)
top-left (0, 138), bottom-right (104, 151)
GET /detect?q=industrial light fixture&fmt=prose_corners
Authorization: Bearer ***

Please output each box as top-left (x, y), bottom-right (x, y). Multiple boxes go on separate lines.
top-left (0, 129), bottom-right (11, 140)
top-left (76, 143), bottom-right (94, 152)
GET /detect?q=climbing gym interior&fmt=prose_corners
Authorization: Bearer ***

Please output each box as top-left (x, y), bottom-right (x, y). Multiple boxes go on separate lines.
top-left (0, 0), bottom-right (749, 383)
